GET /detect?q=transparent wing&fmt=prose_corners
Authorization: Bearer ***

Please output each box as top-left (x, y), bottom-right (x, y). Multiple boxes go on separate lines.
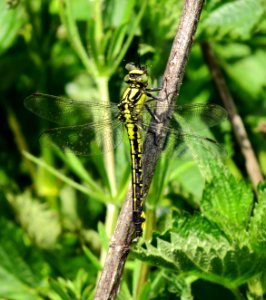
top-left (40, 119), bottom-right (122, 156)
top-left (165, 132), bottom-right (227, 160)
top-left (24, 93), bottom-right (119, 126)
top-left (142, 102), bottom-right (227, 160)
top-left (143, 102), bottom-right (227, 132)
top-left (143, 120), bottom-right (226, 160)
top-left (173, 103), bottom-right (227, 129)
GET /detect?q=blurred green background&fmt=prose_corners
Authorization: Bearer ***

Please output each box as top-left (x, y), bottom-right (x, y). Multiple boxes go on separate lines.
top-left (0, 0), bottom-right (266, 299)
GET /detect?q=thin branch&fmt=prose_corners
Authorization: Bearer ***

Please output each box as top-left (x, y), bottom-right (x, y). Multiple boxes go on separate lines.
top-left (94, 1), bottom-right (205, 299)
top-left (201, 42), bottom-right (263, 189)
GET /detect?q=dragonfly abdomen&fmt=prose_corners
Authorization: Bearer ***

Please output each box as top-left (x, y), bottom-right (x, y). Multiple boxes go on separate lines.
top-left (126, 122), bottom-right (145, 237)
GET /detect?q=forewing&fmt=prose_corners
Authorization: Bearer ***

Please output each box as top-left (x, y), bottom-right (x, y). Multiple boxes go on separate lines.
top-left (40, 119), bottom-right (122, 156)
top-left (141, 119), bottom-right (226, 160)
top-left (173, 103), bottom-right (227, 131)
top-left (24, 93), bottom-right (118, 126)
top-left (143, 102), bottom-right (227, 132)
top-left (165, 132), bottom-right (227, 160)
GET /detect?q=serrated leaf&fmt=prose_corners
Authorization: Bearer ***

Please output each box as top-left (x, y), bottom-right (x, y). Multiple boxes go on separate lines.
top-left (201, 0), bottom-right (264, 40)
top-left (0, 219), bottom-right (48, 299)
top-left (201, 174), bottom-right (253, 238)
top-left (133, 215), bottom-right (264, 288)
top-left (7, 191), bottom-right (61, 249)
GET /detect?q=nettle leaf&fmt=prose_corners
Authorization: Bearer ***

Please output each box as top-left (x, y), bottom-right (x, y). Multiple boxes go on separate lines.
top-left (7, 191), bottom-right (61, 249)
top-left (200, 0), bottom-right (264, 40)
top-left (0, 219), bottom-right (48, 299)
top-left (201, 174), bottom-right (253, 238)
top-left (133, 215), bottom-right (264, 288)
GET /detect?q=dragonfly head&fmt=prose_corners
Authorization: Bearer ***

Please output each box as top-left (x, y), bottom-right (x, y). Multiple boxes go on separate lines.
top-left (124, 63), bottom-right (148, 87)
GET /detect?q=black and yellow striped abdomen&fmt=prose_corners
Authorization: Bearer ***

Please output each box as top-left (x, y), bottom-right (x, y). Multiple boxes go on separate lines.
top-left (126, 122), bottom-right (145, 236)
top-left (118, 63), bottom-right (149, 237)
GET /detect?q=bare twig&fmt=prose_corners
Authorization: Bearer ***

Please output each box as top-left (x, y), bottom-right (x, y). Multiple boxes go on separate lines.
top-left (94, 1), bottom-right (205, 299)
top-left (201, 42), bottom-right (263, 189)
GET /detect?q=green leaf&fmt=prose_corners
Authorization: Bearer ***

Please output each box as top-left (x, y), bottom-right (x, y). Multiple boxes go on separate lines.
top-left (138, 281), bottom-right (152, 300)
top-left (82, 246), bottom-right (102, 271)
top-left (117, 281), bottom-right (132, 300)
top-left (49, 269), bottom-right (93, 300)
top-left (201, 174), bottom-right (253, 238)
top-left (56, 150), bottom-right (106, 200)
top-left (133, 214), bottom-right (264, 288)
top-left (105, 0), bottom-right (136, 28)
top-left (7, 191), bottom-right (61, 249)
top-left (23, 151), bottom-right (108, 203)
top-left (0, 2), bottom-right (24, 54)
top-left (200, 0), bottom-right (265, 41)
top-left (223, 49), bottom-right (266, 99)
top-left (70, 0), bottom-right (91, 21)
top-left (97, 222), bottom-right (109, 251)
top-left (0, 219), bottom-right (48, 299)
top-left (107, 24), bottom-right (128, 63)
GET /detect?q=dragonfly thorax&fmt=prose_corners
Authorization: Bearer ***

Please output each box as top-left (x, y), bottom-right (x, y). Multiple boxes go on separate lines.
top-left (117, 64), bottom-right (149, 124)
top-left (118, 82), bottom-right (147, 124)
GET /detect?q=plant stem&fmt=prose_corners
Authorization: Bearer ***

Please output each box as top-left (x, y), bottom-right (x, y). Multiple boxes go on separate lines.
top-left (96, 77), bottom-right (119, 267)
top-left (201, 42), bottom-right (263, 189)
top-left (23, 151), bottom-right (99, 198)
top-left (111, 0), bottom-right (148, 74)
top-left (60, 0), bottom-right (98, 77)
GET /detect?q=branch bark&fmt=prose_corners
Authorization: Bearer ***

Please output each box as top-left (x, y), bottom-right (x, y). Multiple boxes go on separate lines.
top-left (94, 1), bottom-right (205, 299)
top-left (201, 42), bottom-right (263, 189)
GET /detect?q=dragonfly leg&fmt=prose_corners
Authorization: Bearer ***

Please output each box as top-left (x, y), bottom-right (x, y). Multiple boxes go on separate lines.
top-left (145, 87), bottom-right (162, 92)
top-left (145, 86), bottom-right (164, 102)
top-left (147, 94), bottom-right (164, 101)
top-left (144, 104), bottom-right (161, 123)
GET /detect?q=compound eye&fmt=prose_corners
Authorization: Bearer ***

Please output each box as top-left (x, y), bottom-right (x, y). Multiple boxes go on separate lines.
top-left (137, 74), bottom-right (148, 83)
top-left (129, 73), bottom-right (137, 79)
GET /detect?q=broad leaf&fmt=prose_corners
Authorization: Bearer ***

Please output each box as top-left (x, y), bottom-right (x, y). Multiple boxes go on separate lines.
top-left (200, 0), bottom-right (264, 40)
top-left (133, 214), bottom-right (264, 288)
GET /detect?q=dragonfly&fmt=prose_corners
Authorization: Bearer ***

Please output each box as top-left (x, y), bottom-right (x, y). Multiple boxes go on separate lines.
top-left (25, 63), bottom-right (227, 237)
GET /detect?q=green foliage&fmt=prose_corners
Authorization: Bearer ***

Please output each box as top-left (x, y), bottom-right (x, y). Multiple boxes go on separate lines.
top-left (0, 217), bottom-right (49, 299)
top-left (133, 172), bottom-right (266, 297)
top-left (7, 191), bottom-right (61, 249)
top-left (0, 0), bottom-right (25, 55)
top-left (199, 0), bottom-right (264, 41)
top-left (48, 269), bottom-right (93, 300)
top-left (0, 0), bottom-right (266, 299)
